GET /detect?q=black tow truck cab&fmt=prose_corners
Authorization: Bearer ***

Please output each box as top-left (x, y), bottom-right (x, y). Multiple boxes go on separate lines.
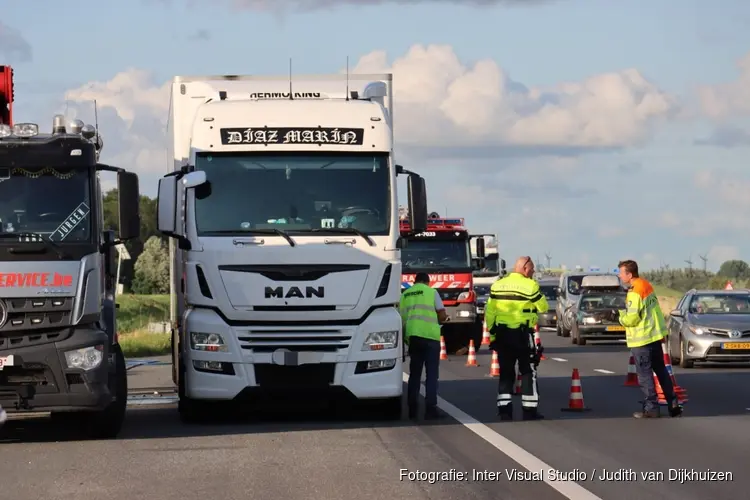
top-left (0, 115), bottom-right (140, 439)
top-left (570, 275), bottom-right (627, 346)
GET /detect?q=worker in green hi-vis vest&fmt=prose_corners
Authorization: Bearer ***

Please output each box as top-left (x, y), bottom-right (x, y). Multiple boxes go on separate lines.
top-left (400, 272), bottom-right (448, 421)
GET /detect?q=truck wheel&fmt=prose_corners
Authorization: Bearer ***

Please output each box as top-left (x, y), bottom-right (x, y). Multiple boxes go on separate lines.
top-left (376, 396), bottom-right (402, 420)
top-left (84, 344), bottom-right (128, 439)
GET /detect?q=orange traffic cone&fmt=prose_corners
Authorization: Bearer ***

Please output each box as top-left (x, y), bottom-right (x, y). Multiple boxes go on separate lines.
top-left (624, 355), bottom-right (639, 387)
top-left (653, 373), bottom-right (667, 405)
top-left (661, 339), bottom-right (688, 404)
top-left (439, 336), bottom-right (448, 361)
top-left (514, 373), bottom-right (522, 394)
top-left (561, 368), bottom-right (591, 412)
top-left (487, 351), bottom-right (500, 377)
top-left (465, 339), bottom-right (478, 366)
top-left (533, 325), bottom-right (546, 360)
top-left (481, 322), bottom-right (491, 346)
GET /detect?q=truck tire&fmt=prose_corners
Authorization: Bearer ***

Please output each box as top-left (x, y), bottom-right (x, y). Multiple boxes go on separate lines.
top-left (54, 344), bottom-right (128, 439)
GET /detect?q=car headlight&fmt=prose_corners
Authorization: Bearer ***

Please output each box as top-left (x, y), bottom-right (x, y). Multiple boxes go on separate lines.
top-left (689, 326), bottom-right (706, 335)
top-left (190, 332), bottom-right (228, 352)
top-left (582, 316), bottom-right (599, 325)
top-left (65, 345), bottom-right (104, 371)
top-left (362, 331), bottom-right (398, 351)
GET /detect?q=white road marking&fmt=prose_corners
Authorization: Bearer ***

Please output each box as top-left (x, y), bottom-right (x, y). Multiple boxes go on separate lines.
top-left (402, 372), bottom-right (603, 500)
top-left (550, 357), bottom-right (567, 362)
top-left (594, 369), bottom-right (615, 374)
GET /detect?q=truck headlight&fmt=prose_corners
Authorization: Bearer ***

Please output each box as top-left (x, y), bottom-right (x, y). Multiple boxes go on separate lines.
top-left (65, 345), bottom-right (103, 371)
top-left (362, 331), bottom-right (398, 351)
top-left (457, 291), bottom-right (470, 300)
top-left (190, 332), bottom-right (228, 352)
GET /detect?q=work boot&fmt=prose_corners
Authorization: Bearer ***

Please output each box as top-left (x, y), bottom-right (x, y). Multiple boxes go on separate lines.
top-left (497, 405), bottom-right (513, 421)
top-left (668, 402), bottom-right (683, 418)
top-left (633, 409), bottom-right (660, 418)
top-left (424, 406), bottom-right (445, 420)
top-left (522, 410), bottom-right (544, 421)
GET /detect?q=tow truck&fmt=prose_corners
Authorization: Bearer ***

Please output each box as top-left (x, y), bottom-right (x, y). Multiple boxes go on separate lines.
top-left (400, 214), bottom-right (484, 353)
top-left (0, 65), bottom-right (141, 438)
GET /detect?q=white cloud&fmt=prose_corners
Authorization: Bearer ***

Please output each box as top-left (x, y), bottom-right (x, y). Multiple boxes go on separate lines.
top-left (707, 245), bottom-right (740, 267)
top-left (698, 52), bottom-right (750, 121)
top-left (0, 21), bottom-right (32, 62)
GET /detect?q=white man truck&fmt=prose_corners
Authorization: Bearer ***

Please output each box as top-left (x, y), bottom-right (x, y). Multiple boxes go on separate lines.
top-left (470, 234), bottom-right (505, 287)
top-left (0, 65), bottom-right (141, 437)
top-left (156, 73), bottom-right (428, 422)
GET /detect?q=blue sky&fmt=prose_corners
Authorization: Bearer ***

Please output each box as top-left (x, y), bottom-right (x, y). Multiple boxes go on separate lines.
top-left (3, 0), bottom-right (750, 271)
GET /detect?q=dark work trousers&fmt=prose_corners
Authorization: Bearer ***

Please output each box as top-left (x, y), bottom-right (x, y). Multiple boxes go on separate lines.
top-left (492, 325), bottom-right (539, 415)
top-left (407, 335), bottom-right (441, 411)
top-left (632, 339), bottom-right (677, 412)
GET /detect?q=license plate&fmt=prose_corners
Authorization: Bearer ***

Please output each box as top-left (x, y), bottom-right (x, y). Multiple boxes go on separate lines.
top-left (606, 326), bottom-right (625, 332)
top-left (0, 355), bottom-right (14, 370)
top-left (477, 308), bottom-right (484, 314)
top-left (722, 342), bottom-right (750, 350)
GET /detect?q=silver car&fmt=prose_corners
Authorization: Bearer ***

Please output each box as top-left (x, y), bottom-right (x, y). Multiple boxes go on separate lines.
top-left (667, 289), bottom-right (750, 368)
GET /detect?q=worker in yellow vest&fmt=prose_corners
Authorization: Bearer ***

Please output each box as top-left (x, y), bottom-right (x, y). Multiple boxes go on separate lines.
top-left (617, 260), bottom-right (682, 418)
top-left (400, 272), bottom-right (448, 420)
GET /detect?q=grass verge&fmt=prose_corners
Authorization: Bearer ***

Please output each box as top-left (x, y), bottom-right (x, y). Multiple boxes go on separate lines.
top-left (119, 330), bottom-right (171, 358)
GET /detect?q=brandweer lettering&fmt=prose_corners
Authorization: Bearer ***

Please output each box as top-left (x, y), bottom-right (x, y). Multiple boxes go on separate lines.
top-left (404, 274), bottom-right (456, 282)
top-left (0, 272), bottom-right (73, 288)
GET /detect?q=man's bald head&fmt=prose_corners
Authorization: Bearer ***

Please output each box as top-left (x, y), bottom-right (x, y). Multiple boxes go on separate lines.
top-left (514, 256), bottom-right (535, 277)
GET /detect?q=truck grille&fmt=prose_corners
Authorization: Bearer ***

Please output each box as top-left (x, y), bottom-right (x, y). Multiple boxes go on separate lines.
top-left (237, 329), bottom-right (352, 353)
top-left (0, 297), bottom-right (74, 334)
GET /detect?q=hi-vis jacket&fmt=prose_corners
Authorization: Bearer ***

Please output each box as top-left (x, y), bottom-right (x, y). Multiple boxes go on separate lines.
top-left (618, 277), bottom-right (667, 348)
top-left (486, 273), bottom-right (549, 342)
top-left (399, 283), bottom-right (441, 342)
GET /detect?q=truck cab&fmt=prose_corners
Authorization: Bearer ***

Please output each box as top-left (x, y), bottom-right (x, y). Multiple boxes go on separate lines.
top-left (0, 101), bottom-right (140, 437)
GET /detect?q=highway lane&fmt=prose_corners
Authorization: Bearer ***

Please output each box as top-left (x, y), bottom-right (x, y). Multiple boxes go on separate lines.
top-left (429, 329), bottom-right (750, 499)
top-left (2, 334), bottom-right (749, 500)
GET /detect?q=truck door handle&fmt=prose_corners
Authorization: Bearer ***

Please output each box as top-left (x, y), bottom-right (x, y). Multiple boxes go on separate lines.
top-left (324, 239), bottom-right (356, 245)
top-left (233, 238), bottom-right (264, 246)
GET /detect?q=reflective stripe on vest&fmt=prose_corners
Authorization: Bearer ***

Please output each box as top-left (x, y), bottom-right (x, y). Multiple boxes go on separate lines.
top-left (400, 283), bottom-right (441, 342)
top-left (488, 274), bottom-right (540, 342)
top-left (626, 293), bottom-right (666, 347)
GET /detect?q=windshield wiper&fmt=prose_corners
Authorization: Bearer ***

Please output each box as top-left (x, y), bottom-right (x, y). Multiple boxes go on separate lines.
top-left (202, 229), bottom-right (296, 247)
top-left (312, 227), bottom-right (376, 247)
top-left (0, 232), bottom-right (65, 259)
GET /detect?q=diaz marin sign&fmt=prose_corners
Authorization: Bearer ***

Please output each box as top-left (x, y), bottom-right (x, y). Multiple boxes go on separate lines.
top-left (220, 127), bottom-right (364, 146)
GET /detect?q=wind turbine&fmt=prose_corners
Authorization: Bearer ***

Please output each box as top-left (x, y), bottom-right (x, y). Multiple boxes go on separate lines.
top-left (699, 254), bottom-right (708, 274)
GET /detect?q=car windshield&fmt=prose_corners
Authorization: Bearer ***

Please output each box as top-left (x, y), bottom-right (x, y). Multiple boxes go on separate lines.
top-left (473, 254), bottom-right (499, 276)
top-left (579, 293), bottom-right (626, 311)
top-left (194, 152), bottom-right (390, 235)
top-left (689, 294), bottom-right (750, 314)
top-left (567, 275), bottom-right (586, 295)
top-left (402, 239), bottom-right (471, 270)
top-left (0, 167), bottom-right (92, 243)
top-left (540, 285), bottom-right (557, 300)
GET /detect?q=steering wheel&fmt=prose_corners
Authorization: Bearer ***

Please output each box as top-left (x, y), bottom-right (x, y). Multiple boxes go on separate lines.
top-left (340, 206), bottom-right (380, 218)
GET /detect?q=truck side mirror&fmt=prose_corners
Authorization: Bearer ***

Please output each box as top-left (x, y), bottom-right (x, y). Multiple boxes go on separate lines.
top-left (407, 174), bottom-right (427, 234)
top-left (157, 175), bottom-right (178, 236)
top-left (500, 258), bottom-right (506, 270)
top-left (476, 237), bottom-right (486, 258)
top-left (117, 171), bottom-right (140, 241)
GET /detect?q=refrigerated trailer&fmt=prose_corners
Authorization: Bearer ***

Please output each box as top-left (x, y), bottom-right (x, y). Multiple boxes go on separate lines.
top-left (156, 73), bottom-right (428, 421)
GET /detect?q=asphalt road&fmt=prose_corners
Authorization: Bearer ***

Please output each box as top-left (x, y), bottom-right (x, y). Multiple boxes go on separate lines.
top-left (1, 330), bottom-right (748, 500)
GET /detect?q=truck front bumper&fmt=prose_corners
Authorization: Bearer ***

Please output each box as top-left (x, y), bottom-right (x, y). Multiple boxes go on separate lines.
top-left (0, 327), bottom-right (112, 412)
top-left (444, 303), bottom-right (478, 324)
top-left (182, 306), bottom-right (403, 402)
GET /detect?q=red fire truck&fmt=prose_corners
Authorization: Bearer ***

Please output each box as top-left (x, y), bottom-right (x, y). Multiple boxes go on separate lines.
top-left (400, 214), bottom-right (486, 354)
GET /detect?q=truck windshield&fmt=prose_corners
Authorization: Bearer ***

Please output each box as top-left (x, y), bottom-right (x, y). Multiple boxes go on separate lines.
top-left (194, 152), bottom-right (390, 235)
top-left (472, 254), bottom-right (499, 276)
top-left (0, 167), bottom-right (92, 242)
top-left (402, 239), bottom-right (471, 270)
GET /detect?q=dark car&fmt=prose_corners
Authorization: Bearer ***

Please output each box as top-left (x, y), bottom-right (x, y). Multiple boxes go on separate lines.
top-left (474, 285), bottom-right (491, 321)
top-left (570, 284), bottom-right (627, 346)
top-left (666, 289), bottom-right (750, 368)
top-left (537, 279), bottom-right (558, 328)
